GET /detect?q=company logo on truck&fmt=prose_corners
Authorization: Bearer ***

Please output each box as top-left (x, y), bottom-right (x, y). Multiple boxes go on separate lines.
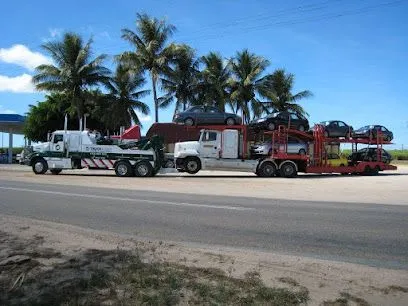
top-left (85, 146), bottom-right (112, 153)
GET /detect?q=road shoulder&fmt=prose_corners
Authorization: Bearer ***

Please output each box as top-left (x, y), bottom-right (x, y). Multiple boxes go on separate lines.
top-left (1, 214), bottom-right (407, 306)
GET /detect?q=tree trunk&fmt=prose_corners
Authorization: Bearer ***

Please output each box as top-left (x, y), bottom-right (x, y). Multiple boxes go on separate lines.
top-left (152, 76), bottom-right (159, 123)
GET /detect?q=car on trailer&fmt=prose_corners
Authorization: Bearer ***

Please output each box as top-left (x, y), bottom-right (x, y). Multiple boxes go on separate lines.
top-left (319, 120), bottom-right (353, 138)
top-left (248, 111), bottom-right (309, 132)
top-left (353, 125), bottom-right (393, 141)
top-left (173, 106), bottom-right (242, 126)
top-left (348, 147), bottom-right (392, 165)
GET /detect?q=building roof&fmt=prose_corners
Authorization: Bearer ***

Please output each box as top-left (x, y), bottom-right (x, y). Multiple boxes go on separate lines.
top-left (0, 114), bottom-right (25, 134)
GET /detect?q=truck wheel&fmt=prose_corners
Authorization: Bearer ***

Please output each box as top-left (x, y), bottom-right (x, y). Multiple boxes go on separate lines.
top-left (257, 162), bottom-right (276, 177)
top-left (115, 161), bottom-right (133, 177)
top-left (184, 157), bottom-right (201, 174)
top-left (50, 169), bottom-right (62, 175)
top-left (32, 158), bottom-right (48, 175)
top-left (280, 162), bottom-right (297, 178)
top-left (134, 161), bottom-right (153, 177)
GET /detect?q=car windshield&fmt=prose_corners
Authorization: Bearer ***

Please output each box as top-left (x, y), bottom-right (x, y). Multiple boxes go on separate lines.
top-left (358, 126), bottom-right (370, 130)
top-left (267, 113), bottom-right (279, 118)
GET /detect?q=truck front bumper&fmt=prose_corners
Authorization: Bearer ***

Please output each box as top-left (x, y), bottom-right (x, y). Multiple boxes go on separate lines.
top-left (175, 158), bottom-right (185, 170)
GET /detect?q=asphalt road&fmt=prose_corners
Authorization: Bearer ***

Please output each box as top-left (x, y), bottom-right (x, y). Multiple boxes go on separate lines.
top-left (0, 179), bottom-right (407, 269)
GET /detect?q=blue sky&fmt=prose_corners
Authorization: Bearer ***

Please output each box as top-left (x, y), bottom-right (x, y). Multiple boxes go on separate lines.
top-left (0, 0), bottom-right (407, 148)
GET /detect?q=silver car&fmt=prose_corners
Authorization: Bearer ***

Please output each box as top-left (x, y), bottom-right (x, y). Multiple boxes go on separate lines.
top-left (250, 137), bottom-right (307, 157)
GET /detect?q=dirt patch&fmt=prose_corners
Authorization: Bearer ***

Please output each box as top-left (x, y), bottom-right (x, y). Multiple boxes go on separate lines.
top-left (1, 231), bottom-right (308, 305)
top-left (1, 214), bottom-right (407, 306)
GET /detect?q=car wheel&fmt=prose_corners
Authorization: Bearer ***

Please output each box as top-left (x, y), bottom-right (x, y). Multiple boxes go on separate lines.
top-left (257, 162), bottom-right (276, 177)
top-left (32, 158), bottom-right (48, 175)
top-left (298, 149), bottom-right (306, 155)
top-left (115, 161), bottom-right (133, 177)
top-left (346, 131), bottom-right (351, 138)
top-left (184, 157), bottom-right (201, 174)
top-left (280, 162), bottom-right (297, 178)
top-left (134, 161), bottom-right (153, 177)
top-left (324, 131), bottom-right (329, 138)
top-left (50, 169), bottom-right (62, 175)
top-left (184, 118), bottom-right (194, 126)
top-left (226, 117), bottom-right (235, 126)
top-left (267, 122), bottom-right (275, 131)
top-left (298, 125), bottom-right (305, 132)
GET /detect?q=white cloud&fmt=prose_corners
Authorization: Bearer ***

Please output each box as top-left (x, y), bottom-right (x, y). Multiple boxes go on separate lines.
top-left (0, 74), bottom-right (35, 93)
top-left (0, 45), bottom-right (51, 71)
top-left (136, 112), bottom-right (152, 122)
top-left (0, 105), bottom-right (17, 114)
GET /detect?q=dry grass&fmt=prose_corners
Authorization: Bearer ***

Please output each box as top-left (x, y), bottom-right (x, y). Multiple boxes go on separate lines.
top-left (1, 232), bottom-right (310, 306)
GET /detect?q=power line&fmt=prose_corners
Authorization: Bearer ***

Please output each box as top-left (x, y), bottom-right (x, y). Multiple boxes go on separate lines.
top-left (175, 0), bottom-right (345, 37)
top-left (179, 0), bottom-right (406, 43)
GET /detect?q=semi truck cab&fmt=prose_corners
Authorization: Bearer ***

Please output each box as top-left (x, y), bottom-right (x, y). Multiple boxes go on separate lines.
top-left (174, 129), bottom-right (258, 174)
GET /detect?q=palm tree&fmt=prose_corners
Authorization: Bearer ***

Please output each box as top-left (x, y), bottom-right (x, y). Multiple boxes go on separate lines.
top-left (197, 52), bottom-right (231, 111)
top-left (120, 13), bottom-right (177, 122)
top-left (32, 33), bottom-right (110, 123)
top-left (229, 49), bottom-right (270, 124)
top-left (261, 69), bottom-right (312, 116)
top-left (160, 45), bottom-right (200, 115)
top-left (105, 65), bottom-right (150, 129)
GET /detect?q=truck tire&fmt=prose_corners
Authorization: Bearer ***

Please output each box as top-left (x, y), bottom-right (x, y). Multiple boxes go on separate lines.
top-left (134, 161), bottom-right (153, 177)
top-left (32, 158), bottom-right (48, 175)
top-left (184, 157), bottom-right (201, 174)
top-left (50, 169), bottom-right (62, 175)
top-left (257, 162), bottom-right (276, 177)
top-left (115, 161), bottom-right (133, 177)
top-left (280, 162), bottom-right (297, 178)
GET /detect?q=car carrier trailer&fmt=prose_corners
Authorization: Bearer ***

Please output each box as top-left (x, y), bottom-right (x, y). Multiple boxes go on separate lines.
top-left (174, 124), bottom-right (397, 177)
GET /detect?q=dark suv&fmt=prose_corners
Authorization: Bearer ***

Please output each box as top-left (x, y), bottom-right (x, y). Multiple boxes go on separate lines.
top-left (249, 111), bottom-right (309, 131)
top-left (348, 148), bottom-right (392, 165)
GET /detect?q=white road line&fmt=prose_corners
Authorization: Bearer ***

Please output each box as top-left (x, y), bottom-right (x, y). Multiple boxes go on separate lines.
top-left (0, 186), bottom-right (254, 211)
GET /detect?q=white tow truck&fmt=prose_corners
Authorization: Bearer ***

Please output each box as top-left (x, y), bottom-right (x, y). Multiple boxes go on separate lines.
top-left (27, 129), bottom-right (166, 177)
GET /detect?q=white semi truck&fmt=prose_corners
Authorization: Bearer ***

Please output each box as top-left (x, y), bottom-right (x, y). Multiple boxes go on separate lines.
top-left (27, 129), bottom-right (166, 177)
top-left (174, 128), bottom-right (303, 177)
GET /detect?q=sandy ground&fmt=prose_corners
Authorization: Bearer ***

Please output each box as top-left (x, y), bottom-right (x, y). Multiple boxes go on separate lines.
top-left (1, 214), bottom-right (407, 306)
top-left (1, 164), bottom-right (407, 205)
top-left (1, 165), bottom-right (408, 304)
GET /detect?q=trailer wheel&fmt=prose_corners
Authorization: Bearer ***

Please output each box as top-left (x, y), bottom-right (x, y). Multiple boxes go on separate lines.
top-left (50, 169), bottom-right (62, 175)
top-left (115, 161), bottom-right (133, 177)
top-left (258, 162), bottom-right (276, 177)
top-left (184, 157), bottom-right (201, 174)
top-left (32, 158), bottom-right (48, 175)
top-left (372, 165), bottom-right (380, 176)
top-left (363, 165), bottom-right (372, 176)
top-left (280, 162), bottom-right (297, 178)
top-left (134, 161), bottom-right (153, 177)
